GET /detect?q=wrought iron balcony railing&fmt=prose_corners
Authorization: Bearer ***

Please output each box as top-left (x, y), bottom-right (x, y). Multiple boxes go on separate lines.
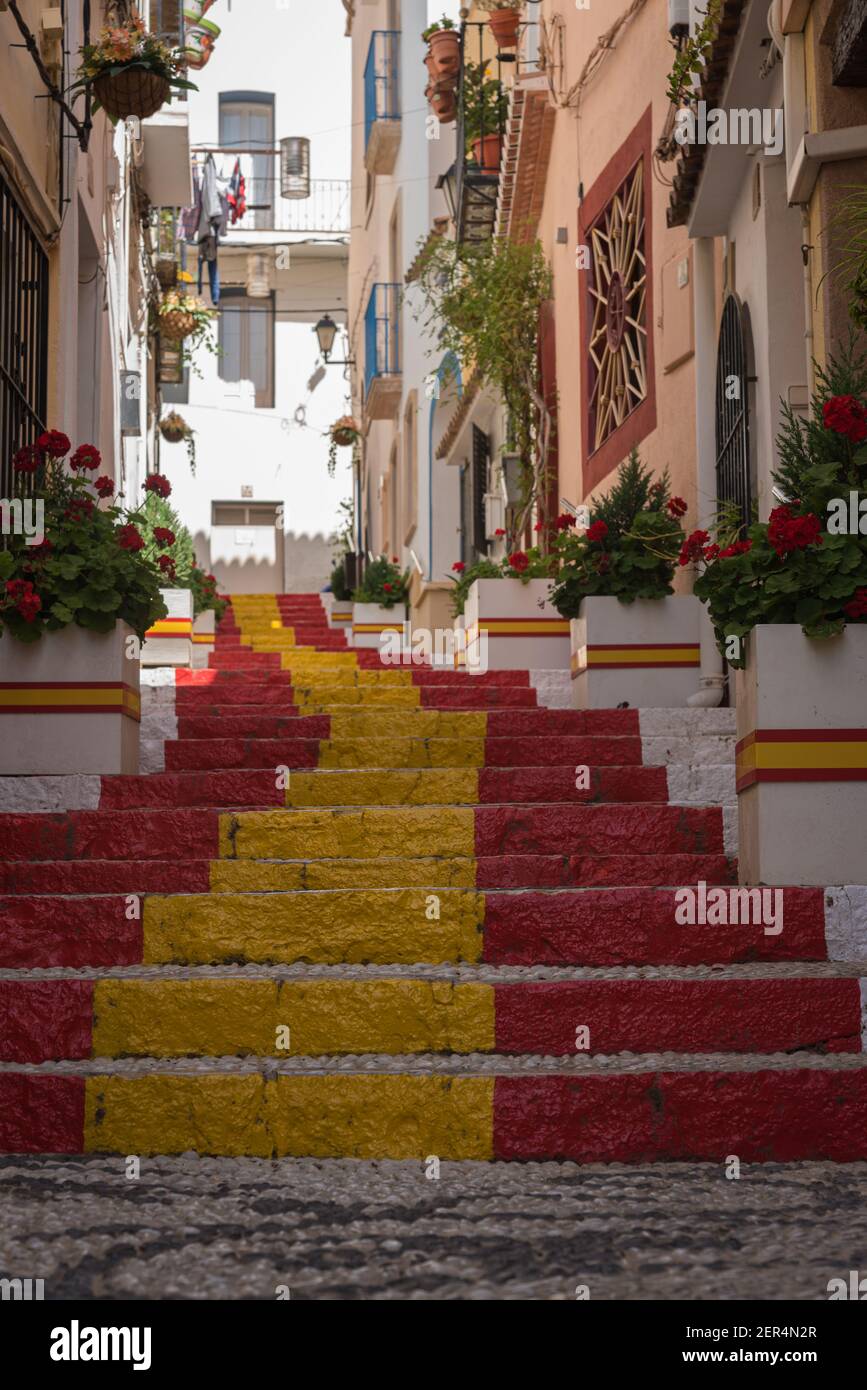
top-left (364, 283), bottom-right (401, 396)
top-left (364, 30), bottom-right (400, 149)
top-left (455, 22), bottom-right (509, 247)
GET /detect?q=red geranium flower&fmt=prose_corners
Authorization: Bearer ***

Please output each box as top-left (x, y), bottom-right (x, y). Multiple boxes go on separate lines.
top-left (64, 498), bottom-right (94, 522)
top-left (556, 513), bottom-right (575, 530)
top-left (678, 529), bottom-right (710, 566)
top-left (494, 528), bottom-right (506, 537)
top-left (36, 430), bottom-right (70, 459)
top-left (17, 590), bottom-right (42, 623)
top-left (452, 561), bottom-right (466, 573)
top-left (70, 444), bottom-right (101, 472)
top-left (383, 582), bottom-right (393, 592)
top-left (844, 587), bottom-right (867, 620)
top-left (718, 540), bottom-right (753, 558)
top-left (767, 505), bottom-right (822, 557)
top-left (144, 473), bottom-right (171, 498)
top-left (12, 445), bottom-right (40, 474)
top-left (667, 496), bottom-right (688, 518)
top-left (586, 520), bottom-right (608, 543)
top-left (508, 550), bottom-right (529, 573)
top-left (822, 394), bottom-right (867, 445)
top-left (6, 579), bottom-right (30, 600)
top-left (702, 543), bottom-right (721, 562)
top-left (157, 554), bottom-right (176, 575)
top-left (29, 539), bottom-right (53, 555)
top-left (93, 475), bottom-right (114, 498)
top-left (153, 527), bottom-right (176, 548)
top-left (391, 555), bottom-right (399, 563)
top-left (118, 524), bottom-right (144, 551)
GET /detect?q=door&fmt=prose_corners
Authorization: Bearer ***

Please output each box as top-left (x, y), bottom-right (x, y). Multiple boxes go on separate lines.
top-left (210, 501), bottom-right (284, 594)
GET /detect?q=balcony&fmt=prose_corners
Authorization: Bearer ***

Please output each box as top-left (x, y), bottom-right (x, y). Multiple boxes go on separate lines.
top-left (189, 149), bottom-right (350, 236)
top-left (364, 30), bottom-right (400, 175)
top-left (453, 23), bottom-right (508, 246)
top-left (364, 283), bottom-right (401, 420)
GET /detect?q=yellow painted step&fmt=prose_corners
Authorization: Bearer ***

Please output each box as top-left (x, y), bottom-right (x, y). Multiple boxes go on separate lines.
top-left (316, 737), bottom-right (485, 770)
top-left (84, 1074), bottom-right (494, 1159)
top-left (293, 687), bottom-right (422, 709)
top-left (328, 711), bottom-right (486, 738)
top-left (209, 857), bottom-right (477, 891)
top-left (91, 979), bottom-right (494, 1057)
top-left (221, 806), bottom-right (475, 860)
top-left (143, 888), bottom-right (484, 964)
top-left (286, 768), bottom-right (479, 806)
top-left (280, 666), bottom-right (413, 685)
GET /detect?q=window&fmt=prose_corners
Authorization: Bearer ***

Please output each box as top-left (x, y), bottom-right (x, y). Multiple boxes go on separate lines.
top-left (0, 172), bottom-right (48, 500)
top-left (212, 502), bottom-right (282, 527)
top-left (578, 108), bottom-right (657, 493)
top-left (218, 290), bottom-right (274, 408)
top-left (471, 425), bottom-right (490, 558)
top-left (403, 390), bottom-right (417, 542)
top-left (219, 93), bottom-right (274, 230)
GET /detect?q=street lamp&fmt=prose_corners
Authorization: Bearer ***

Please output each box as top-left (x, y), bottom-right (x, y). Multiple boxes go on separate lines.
top-left (314, 313), bottom-right (354, 365)
top-left (436, 163), bottom-right (458, 223)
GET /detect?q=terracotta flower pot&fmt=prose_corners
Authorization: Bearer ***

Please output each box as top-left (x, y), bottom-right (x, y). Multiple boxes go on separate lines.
top-left (472, 133), bottom-right (503, 172)
top-left (426, 82), bottom-right (457, 124)
top-left (427, 29), bottom-right (460, 78)
top-left (159, 308), bottom-right (197, 341)
top-left (488, 7), bottom-right (521, 48)
top-left (93, 68), bottom-right (170, 121)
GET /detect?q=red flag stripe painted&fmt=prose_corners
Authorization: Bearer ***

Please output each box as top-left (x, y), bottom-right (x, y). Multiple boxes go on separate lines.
top-left (0, 1075), bottom-right (85, 1154)
top-left (0, 981), bottom-right (94, 1061)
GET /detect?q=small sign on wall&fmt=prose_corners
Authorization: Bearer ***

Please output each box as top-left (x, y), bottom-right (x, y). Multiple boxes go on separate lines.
top-left (120, 372), bottom-right (141, 436)
top-left (241, 485), bottom-right (253, 499)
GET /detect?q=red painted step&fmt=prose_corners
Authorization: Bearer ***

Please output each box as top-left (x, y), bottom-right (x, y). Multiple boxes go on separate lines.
top-left (476, 852), bottom-right (736, 889)
top-left (493, 978), bottom-right (862, 1054)
top-left (99, 770), bottom-right (285, 810)
top-left (164, 737), bottom-right (321, 771)
top-left (492, 1071), bottom-right (867, 1162)
top-left (418, 686), bottom-right (538, 708)
top-left (0, 810), bottom-right (219, 861)
top-left (479, 765), bottom-right (667, 803)
top-left (1, 981), bottom-right (94, 1061)
top-left (0, 896), bottom-right (143, 968)
top-left (475, 804), bottom-right (723, 856)
top-left (483, 886), bottom-right (823, 964)
top-left (176, 712), bottom-right (308, 739)
top-left (482, 735), bottom-right (643, 767)
top-left (0, 860), bottom-right (211, 895)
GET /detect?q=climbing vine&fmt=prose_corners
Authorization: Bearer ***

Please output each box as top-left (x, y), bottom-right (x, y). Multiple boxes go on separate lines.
top-left (666, 0), bottom-right (722, 107)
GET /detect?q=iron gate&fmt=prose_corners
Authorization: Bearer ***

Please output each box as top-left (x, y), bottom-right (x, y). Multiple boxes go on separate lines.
top-left (0, 173), bottom-right (49, 501)
top-left (714, 294), bottom-right (752, 531)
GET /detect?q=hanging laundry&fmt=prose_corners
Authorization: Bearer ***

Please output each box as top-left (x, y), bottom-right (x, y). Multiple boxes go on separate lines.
top-left (226, 158), bottom-right (247, 226)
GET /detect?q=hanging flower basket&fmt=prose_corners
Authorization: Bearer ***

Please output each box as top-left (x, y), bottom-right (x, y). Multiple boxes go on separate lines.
top-left (157, 290), bottom-right (215, 345)
top-left (159, 307), bottom-right (197, 341)
top-left (331, 416), bottom-right (361, 448)
top-left (93, 67), bottom-right (171, 121)
top-left (159, 411), bottom-right (188, 444)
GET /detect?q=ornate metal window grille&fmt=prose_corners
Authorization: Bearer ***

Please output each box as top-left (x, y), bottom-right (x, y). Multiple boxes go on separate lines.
top-left (586, 158), bottom-right (648, 454)
top-left (714, 294), bottom-right (752, 531)
top-left (0, 173), bottom-right (48, 503)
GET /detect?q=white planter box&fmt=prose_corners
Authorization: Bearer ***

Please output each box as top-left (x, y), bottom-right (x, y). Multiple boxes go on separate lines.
top-left (141, 588), bottom-right (194, 668)
top-left (321, 591), bottom-right (334, 623)
top-left (736, 624), bottom-right (867, 885)
top-left (191, 609), bottom-right (215, 669)
top-left (570, 596), bottom-right (702, 709)
top-left (328, 597), bottom-right (353, 638)
top-left (351, 602), bottom-right (407, 650)
top-left (464, 578), bottom-right (569, 674)
top-left (0, 622), bottom-right (140, 774)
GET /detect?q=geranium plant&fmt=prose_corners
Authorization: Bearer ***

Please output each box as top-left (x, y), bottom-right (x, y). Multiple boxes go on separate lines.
top-left (692, 349), bottom-right (867, 663)
top-left (0, 433), bottom-right (167, 643)
top-left (354, 555), bottom-right (410, 609)
top-left (137, 493), bottom-right (227, 621)
top-left (549, 451), bottom-right (686, 619)
top-left (449, 547), bottom-right (555, 617)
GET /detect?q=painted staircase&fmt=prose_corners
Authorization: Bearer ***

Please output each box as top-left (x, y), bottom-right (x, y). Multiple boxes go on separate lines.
top-left (2, 592), bottom-right (867, 1161)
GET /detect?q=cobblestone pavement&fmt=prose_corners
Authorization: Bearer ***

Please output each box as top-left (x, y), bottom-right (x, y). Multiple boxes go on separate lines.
top-left (2, 1157), bottom-right (867, 1300)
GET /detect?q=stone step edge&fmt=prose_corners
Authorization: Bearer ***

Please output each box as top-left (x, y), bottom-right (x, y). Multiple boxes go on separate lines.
top-left (4, 961), bottom-right (867, 981)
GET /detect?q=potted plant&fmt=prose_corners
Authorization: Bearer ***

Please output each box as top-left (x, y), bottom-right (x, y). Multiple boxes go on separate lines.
top-left (427, 79), bottom-right (458, 124)
top-left (691, 349), bottom-right (867, 885)
top-left (456, 546), bottom-right (567, 674)
top-left (327, 556), bottom-right (355, 634)
top-left (352, 554), bottom-right (409, 650)
top-left (73, 14), bottom-right (196, 122)
top-left (157, 289), bottom-right (216, 347)
top-left (189, 562), bottom-right (226, 669)
top-left (422, 15), bottom-right (460, 79)
top-left (548, 452), bottom-right (699, 708)
top-left (476, 1), bottom-right (523, 49)
top-left (463, 61), bottom-right (509, 170)
top-left (0, 433), bottom-right (167, 774)
top-left (327, 416), bottom-right (361, 477)
top-left (159, 410), bottom-right (197, 474)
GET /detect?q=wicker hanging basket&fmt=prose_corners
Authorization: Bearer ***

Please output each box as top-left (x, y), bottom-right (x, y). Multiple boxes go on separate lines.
top-left (159, 308), bottom-right (197, 341)
top-left (159, 412), bottom-right (188, 444)
top-left (93, 68), bottom-right (171, 121)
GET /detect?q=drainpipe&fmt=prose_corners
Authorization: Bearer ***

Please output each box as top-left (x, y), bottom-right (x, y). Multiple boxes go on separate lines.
top-left (801, 207), bottom-right (815, 394)
top-left (692, 236), bottom-right (725, 692)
